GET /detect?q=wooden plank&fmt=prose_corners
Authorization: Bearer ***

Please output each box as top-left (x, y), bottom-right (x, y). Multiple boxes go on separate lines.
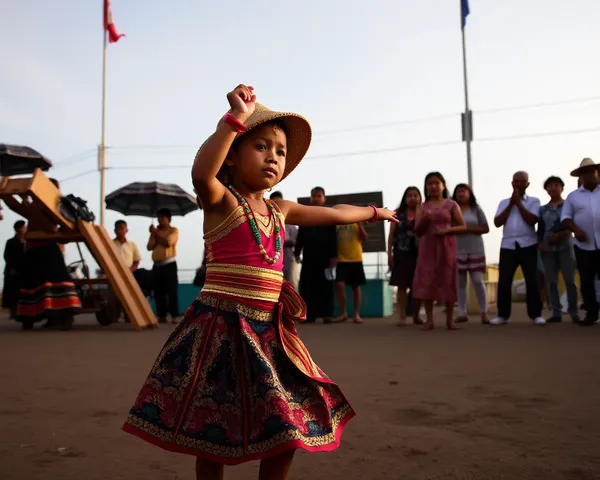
top-left (28, 169), bottom-right (75, 232)
top-left (0, 170), bottom-right (75, 232)
top-left (77, 221), bottom-right (157, 330)
top-left (25, 231), bottom-right (85, 243)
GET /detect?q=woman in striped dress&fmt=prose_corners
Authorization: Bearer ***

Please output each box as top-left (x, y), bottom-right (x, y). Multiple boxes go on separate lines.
top-left (452, 184), bottom-right (490, 324)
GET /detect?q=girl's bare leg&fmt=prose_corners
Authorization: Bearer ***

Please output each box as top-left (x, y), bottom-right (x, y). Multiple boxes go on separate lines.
top-left (195, 458), bottom-right (224, 480)
top-left (259, 450), bottom-right (296, 480)
top-left (446, 302), bottom-right (459, 330)
top-left (396, 288), bottom-right (407, 326)
top-left (422, 300), bottom-right (434, 330)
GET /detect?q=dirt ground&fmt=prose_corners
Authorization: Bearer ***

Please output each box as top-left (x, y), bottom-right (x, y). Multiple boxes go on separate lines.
top-left (1, 304), bottom-right (600, 480)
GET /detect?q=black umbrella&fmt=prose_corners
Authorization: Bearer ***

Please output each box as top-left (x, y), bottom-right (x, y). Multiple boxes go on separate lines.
top-left (105, 181), bottom-right (198, 218)
top-left (0, 144), bottom-right (52, 176)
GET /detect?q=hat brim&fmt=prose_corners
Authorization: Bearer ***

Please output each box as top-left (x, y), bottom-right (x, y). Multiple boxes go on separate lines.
top-left (570, 164), bottom-right (600, 177)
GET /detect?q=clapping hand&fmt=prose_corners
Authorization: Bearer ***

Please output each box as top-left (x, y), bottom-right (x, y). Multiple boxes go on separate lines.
top-left (510, 188), bottom-right (522, 205)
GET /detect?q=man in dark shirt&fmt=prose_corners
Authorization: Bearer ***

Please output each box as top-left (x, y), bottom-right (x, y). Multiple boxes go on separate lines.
top-left (295, 187), bottom-right (337, 323)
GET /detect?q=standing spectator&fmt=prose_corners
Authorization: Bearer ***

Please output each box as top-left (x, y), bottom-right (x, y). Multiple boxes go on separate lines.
top-left (334, 222), bottom-right (367, 323)
top-left (269, 191), bottom-right (299, 289)
top-left (561, 158), bottom-right (600, 326)
top-left (2, 220), bottom-right (27, 319)
top-left (413, 172), bottom-right (465, 330)
top-left (492, 171), bottom-right (545, 325)
top-left (295, 186), bottom-right (337, 323)
top-left (113, 220), bottom-right (141, 272)
top-left (388, 186), bottom-right (422, 326)
top-left (452, 184), bottom-right (490, 324)
top-left (113, 220), bottom-right (148, 322)
top-left (16, 179), bottom-right (81, 330)
top-left (147, 208), bottom-right (180, 324)
top-left (537, 175), bottom-right (580, 324)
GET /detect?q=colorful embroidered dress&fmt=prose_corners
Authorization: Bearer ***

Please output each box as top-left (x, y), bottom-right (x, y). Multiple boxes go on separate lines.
top-left (122, 198), bottom-right (355, 465)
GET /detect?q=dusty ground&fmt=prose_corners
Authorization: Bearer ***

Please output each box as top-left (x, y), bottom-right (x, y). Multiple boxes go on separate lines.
top-left (1, 305), bottom-right (600, 480)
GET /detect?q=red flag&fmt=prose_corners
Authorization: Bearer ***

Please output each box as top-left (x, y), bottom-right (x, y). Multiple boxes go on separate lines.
top-left (104, 0), bottom-right (125, 43)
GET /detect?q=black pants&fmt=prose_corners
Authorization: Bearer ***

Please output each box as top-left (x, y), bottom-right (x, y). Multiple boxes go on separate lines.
top-left (574, 247), bottom-right (600, 321)
top-left (152, 261), bottom-right (179, 318)
top-left (299, 264), bottom-right (334, 321)
top-left (497, 244), bottom-right (541, 320)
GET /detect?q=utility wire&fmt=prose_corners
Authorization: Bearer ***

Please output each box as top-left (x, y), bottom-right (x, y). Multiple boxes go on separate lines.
top-left (105, 94), bottom-right (600, 152)
top-left (59, 169), bottom-right (97, 183)
top-left (107, 125), bottom-right (600, 171)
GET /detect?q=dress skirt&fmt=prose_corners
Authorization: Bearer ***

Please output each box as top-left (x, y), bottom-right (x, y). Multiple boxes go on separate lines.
top-left (122, 283), bottom-right (355, 465)
top-left (16, 243), bottom-right (82, 322)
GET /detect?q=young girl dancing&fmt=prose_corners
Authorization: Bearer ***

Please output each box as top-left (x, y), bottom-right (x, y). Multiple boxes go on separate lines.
top-left (412, 172), bottom-right (465, 330)
top-left (122, 84), bottom-right (397, 480)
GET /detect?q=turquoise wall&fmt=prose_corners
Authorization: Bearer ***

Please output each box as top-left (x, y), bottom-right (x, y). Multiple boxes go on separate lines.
top-left (151, 280), bottom-right (392, 318)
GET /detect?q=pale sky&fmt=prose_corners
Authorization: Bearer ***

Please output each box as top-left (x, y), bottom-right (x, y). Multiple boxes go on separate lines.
top-left (2, 0), bottom-right (599, 280)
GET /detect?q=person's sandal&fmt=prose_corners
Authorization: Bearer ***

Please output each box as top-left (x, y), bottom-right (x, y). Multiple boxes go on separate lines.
top-left (455, 316), bottom-right (469, 323)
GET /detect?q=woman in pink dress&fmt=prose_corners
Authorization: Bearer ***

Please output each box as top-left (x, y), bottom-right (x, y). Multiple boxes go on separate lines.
top-left (413, 172), bottom-right (466, 330)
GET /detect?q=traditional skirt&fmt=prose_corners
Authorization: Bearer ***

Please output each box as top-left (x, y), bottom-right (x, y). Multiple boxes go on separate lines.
top-left (16, 243), bottom-right (82, 322)
top-left (122, 282), bottom-right (355, 465)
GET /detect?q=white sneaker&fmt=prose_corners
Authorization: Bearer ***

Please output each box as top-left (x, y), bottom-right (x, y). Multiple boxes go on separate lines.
top-left (533, 317), bottom-right (546, 325)
top-left (490, 316), bottom-right (507, 325)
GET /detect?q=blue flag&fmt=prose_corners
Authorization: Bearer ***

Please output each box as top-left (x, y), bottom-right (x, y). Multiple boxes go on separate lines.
top-left (461, 0), bottom-right (470, 29)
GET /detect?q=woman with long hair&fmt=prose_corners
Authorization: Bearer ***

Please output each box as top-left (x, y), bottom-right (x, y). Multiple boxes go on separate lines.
top-left (452, 183), bottom-right (490, 324)
top-left (413, 172), bottom-right (466, 330)
top-left (388, 186), bottom-right (422, 326)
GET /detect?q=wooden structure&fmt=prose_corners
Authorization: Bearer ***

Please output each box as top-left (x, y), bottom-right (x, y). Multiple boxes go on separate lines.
top-left (0, 169), bottom-right (157, 330)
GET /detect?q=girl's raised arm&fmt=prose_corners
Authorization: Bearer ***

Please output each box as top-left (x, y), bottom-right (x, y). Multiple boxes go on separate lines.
top-left (191, 85), bottom-right (256, 210)
top-left (274, 200), bottom-right (397, 227)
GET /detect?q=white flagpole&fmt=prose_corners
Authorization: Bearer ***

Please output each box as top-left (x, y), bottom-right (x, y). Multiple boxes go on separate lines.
top-left (461, 2), bottom-right (473, 187)
top-left (99, 26), bottom-right (108, 227)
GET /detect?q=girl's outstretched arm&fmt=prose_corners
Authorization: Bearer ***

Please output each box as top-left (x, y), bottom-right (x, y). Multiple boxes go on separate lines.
top-left (275, 200), bottom-right (397, 226)
top-left (191, 85), bottom-right (256, 210)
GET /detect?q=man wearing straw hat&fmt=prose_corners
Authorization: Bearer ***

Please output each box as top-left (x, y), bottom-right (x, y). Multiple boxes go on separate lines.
top-left (561, 158), bottom-right (600, 326)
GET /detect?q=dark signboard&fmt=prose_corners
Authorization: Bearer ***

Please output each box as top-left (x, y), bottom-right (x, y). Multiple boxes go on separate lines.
top-left (297, 191), bottom-right (386, 253)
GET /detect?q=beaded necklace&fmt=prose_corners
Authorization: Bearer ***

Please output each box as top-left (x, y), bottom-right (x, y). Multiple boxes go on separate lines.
top-left (229, 186), bottom-right (282, 264)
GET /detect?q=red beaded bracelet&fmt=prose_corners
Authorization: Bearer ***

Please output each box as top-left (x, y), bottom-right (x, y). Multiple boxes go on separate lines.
top-left (223, 113), bottom-right (248, 133)
top-left (367, 205), bottom-right (378, 223)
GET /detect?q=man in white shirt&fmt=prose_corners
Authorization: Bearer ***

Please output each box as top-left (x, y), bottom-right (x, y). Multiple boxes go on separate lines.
top-left (492, 171), bottom-right (545, 325)
top-left (561, 158), bottom-right (600, 326)
top-left (113, 220), bottom-right (141, 271)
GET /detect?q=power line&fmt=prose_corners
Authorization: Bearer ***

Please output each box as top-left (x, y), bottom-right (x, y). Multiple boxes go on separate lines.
top-left (105, 94), bottom-right (600, 153)
top-left (59, 169), bottom-right (97, 183)
top-left (53, 149), bottom-right (97, 166)
top-left (108, 125), bottom-right (600, 171)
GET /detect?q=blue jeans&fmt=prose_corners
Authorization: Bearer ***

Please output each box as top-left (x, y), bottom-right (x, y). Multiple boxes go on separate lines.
top-left (541, 248), bottom-right (578, 318)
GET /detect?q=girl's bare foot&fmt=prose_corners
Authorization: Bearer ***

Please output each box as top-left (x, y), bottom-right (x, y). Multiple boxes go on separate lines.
top-left (353, 316), bottom-right (363, 324)
top-left (455, 315), bottom-right (468, 323)
top-left (396, 317), bottom-right (407, 327)
top-left (446, 321), bottom-right (460, 330)
top-left (334, 314), bottom-right (348, 323)
top-left (422, 321), bottom-right (434, 331)
top-left (481, 313), bottom-right (490, 324)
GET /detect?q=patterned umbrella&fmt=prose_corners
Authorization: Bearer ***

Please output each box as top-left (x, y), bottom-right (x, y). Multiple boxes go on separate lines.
top-left (0, 144), bottom-right (52, 176)
top-left (105, 182), bottom-right (198, 218)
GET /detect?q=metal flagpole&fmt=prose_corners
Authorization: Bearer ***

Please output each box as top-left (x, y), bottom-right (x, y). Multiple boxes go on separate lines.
top-left (460, 0), bottom-right (473, 187)
top-left (99, 27), bottom-right (108, 227)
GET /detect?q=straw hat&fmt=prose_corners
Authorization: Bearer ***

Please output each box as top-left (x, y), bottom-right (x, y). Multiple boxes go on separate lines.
top-left (570, 157), bottom-right (600, 177)
top-left (217, 103), bottom-right (312, 180)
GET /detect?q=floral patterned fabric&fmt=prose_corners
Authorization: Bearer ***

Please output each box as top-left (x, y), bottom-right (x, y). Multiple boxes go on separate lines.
top-left (412, 199), bottom-right (459, 303)
top-left (122, 199), bottom-right (355, 464)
